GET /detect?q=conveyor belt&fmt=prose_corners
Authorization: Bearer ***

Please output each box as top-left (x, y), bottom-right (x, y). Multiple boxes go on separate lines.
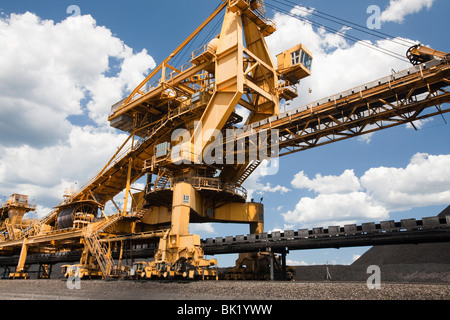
top-left (202, 216), bottom-right (450, 255)
top-left (2, 215), bottom-right (448, 267)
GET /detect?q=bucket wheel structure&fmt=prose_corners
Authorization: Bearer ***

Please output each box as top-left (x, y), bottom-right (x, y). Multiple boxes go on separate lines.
top-left (0, 0), bottom-right (449, 280)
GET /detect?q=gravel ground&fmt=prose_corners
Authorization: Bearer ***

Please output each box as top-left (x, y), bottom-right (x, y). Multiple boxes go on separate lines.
top-left (0, 279), bottom-right (448, 300)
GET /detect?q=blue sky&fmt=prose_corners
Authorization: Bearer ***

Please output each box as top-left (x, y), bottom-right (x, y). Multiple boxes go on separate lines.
top-left (0, 0), bottom-right (449, 267)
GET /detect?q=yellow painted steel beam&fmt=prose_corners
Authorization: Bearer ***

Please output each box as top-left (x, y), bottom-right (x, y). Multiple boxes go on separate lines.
top-left (15, 237), bottom-right (29, 272)
top-left (0, 229), bottom-right (84, 253)
top-left (210, 202), bottom-right (263, 225)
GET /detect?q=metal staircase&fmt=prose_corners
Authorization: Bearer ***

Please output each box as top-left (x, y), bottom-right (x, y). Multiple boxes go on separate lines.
top-left (147, 168), bottom-right (172, 191)
top-left (83, 213), bottom-right (123, 278)
top-left (84, 233), bottom-right (114, 278)
top-left (89, 213), bottom-right (123, 234)
top-left (237, 160), bottom-right (261, 186)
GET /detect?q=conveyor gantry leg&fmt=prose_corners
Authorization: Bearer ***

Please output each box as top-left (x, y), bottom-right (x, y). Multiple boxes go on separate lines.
top-left (268, 248), bottom-right (274, 281)
top-left (281, 249), bottom-right (287, 281)
top-left (38, 264), bottom-right (53, 279)
top-left (10, 237), bottom-right (29, 279)
top-left (150, 182), bottom-right (217, 279)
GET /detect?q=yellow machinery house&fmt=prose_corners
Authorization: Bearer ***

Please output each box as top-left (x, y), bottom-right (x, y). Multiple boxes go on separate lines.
top-left (277, 43), bottom-right (312, 83)
top-left (276, 44), bottom-right (312, 101)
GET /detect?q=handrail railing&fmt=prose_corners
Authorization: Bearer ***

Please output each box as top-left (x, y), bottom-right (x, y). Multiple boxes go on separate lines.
top-left (146, 176), bottom-right (247, 199)
top-left (274, 58), bottom-right (447, 123)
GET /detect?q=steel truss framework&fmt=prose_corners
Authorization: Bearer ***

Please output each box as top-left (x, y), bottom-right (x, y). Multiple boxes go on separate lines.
top-left (257, 60), bottom-right (450, 158)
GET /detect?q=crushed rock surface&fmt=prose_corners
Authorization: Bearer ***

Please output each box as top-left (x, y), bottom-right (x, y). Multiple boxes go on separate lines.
top-left (0, 279), bottom-right (448, 300)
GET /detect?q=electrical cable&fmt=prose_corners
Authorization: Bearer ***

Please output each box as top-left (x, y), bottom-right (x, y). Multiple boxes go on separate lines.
top-left (171, 2), bottom-right (224, 68)
top-left (273, 0), bottom-right (416, 47)
top-left (265, 1), bottom-right (410, 63)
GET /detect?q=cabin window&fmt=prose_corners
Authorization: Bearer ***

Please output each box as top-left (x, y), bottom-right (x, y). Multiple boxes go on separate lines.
top-left (291, 49), bottom-right (300, 65)
top-left (301, 51), bottom-right (312, 70)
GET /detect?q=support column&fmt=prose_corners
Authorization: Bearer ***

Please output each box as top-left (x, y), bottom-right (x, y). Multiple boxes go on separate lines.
top-left (268, 247), bottom-right (274, 281)
top-left (250, 221), bottom-right (264, 234)
top-left (281, 248), bottom-right (287, 281)
top-left (38, 264), bottom-right (53, 279)
top-left (11, 237), bottom-right (29, 279)
top-left (122, 157), bottom-right (133, 215)
top-left (232, 203), bottom-right (264, 279)
top-left (17, 238), bottom-right (29, 271)
top-left (151, 181), bottom-right (217, 279)
top-left (171, 182), bottom-right (195, 236)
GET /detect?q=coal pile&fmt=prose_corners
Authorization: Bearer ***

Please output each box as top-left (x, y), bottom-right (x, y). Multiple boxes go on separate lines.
top-left (352, 205), bottom-right (450, 266)
top-left (292, 263), bottom-right (450, 283)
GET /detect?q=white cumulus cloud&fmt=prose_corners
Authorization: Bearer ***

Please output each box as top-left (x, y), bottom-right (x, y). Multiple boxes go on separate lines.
top-left (291, 169), bottom-right (361, 194)
top-left (381, 0), bottom-right (434, 24)
top-left (361, 153), bottom-right (450, 212)
top-left (190, 223), bottom-right (215, 235)
top-left (282, 192), bottom-right (389, 227)
top-left (0, 12), bottom-right (156, 212)
top-left (0, 12), bottom-right (155, 147)
top-left (0, 126), bottom-right (128, 209)
top-left (283, 153), bottom-right (450, 228)
top-left (290, 5), bottom-right (315, 18)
